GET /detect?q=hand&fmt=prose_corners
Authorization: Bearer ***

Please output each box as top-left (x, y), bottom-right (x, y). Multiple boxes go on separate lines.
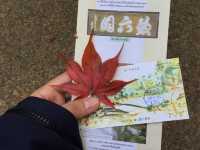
top-left (31, 73), bottom-right (99, 119)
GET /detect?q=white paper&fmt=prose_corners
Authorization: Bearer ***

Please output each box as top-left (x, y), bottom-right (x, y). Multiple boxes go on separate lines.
top-left (94, 37), bottom-right (144, 63)
top-left (96, 0), bottom-right (149, 11)
top-left (94, 0), bottom-right (149, 64)
top-left (83, 138), bottom-right (136, 150)
top-left (75, 0), bottom-right (171, 149)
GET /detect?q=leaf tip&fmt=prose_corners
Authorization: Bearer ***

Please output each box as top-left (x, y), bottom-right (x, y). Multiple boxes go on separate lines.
top-left (128, 79), bottom-right (138, 84)
top-left (116, 43), bottom-right (124, 59)
top-left (89, 29), bottom-right (95, 41)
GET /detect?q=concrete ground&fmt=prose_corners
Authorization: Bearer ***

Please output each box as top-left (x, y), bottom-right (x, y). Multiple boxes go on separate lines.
top-left (0, 0), bottom-right (200, 149)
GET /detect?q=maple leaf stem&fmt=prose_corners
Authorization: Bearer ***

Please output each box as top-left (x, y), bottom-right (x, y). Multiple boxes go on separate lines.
top-left (88, 93), bottom-right (98, 99)
top-left (116, 103), bottom-right (147, 109)
top-left (103, 108), bottom-right (128, 113)
top-left (89, 91), bottom-right (95, 97)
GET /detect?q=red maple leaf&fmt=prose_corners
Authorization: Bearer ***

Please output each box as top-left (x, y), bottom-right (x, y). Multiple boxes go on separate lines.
top-left (54, 32), bottom-right (136, 108)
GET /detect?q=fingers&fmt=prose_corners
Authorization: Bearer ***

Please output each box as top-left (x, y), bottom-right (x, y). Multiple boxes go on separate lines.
top-left (63, 97), bottom-right (100, 119)
top-left (31, 72), bottom-right (100, 119)
top-left (47, 73), bottom-right (71, 85)
top-left (31, 85), bottom-right (66, 105)
top-left (44, 86), bottom-right (66, 105)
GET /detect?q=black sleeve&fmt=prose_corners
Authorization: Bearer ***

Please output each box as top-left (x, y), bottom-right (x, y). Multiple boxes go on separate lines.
top-left (0, 96), bottom-right (83, 150)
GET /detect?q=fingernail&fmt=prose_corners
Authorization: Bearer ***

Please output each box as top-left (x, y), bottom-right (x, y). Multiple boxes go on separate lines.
top-left (84, 97), bottom-right (99, 111)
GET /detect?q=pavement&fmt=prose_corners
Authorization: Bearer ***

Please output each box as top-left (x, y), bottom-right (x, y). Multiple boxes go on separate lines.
top-left (0, 0), bottom-right (200, 149)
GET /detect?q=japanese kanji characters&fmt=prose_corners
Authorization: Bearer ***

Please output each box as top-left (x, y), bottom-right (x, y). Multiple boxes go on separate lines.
top-left (136, 16), bottom-right (152, 36)
top-left (100, 15), bottom-right (152, 35)
top-left (100, 15), bottom-right (115, 33)
top-left (88, 10), bottom-right (159, 38)
top-left (118, 16), bottom-right (133, 33)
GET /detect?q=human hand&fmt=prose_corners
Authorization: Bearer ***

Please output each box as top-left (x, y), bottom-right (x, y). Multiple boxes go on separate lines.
top-left (31, 73), bottom-right (99, 119)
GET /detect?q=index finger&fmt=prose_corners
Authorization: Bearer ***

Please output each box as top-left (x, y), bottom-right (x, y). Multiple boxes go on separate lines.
top-left (47, 72), bottom-right (71, 85)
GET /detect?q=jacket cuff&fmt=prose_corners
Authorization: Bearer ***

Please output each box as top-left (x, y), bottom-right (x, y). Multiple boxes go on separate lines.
top-left (8, 96), bottom-right (81, 141)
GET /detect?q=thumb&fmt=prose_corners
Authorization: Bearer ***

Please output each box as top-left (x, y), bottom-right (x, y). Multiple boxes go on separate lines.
top-left (62, 97), bottom-right (100, 119)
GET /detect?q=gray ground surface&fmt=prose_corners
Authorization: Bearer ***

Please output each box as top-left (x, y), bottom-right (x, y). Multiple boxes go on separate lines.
top-left (0, 0), bottom-right (200, 149)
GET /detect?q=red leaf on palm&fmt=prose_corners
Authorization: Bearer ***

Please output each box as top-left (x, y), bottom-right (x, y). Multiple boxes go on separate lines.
top-left (53, 82), bottom-right (89, 97)
top-left (54, 32), bottom-right (136, 108)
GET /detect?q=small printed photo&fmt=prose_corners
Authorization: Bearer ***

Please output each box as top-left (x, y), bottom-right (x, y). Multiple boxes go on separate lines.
top-left (81, 124), bottom-right (147, 144)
